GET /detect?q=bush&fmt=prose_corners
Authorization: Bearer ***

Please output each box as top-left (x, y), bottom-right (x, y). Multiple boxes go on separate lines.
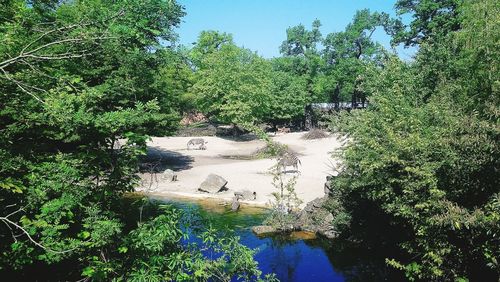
top-left (253, 142), bottom-right (294, 159)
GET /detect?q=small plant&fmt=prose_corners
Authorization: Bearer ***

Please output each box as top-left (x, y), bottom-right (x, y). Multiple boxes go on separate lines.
top-left (263, 164), bottom-right (302, 231)
top-left (253, 141), bottom-right (289, 159)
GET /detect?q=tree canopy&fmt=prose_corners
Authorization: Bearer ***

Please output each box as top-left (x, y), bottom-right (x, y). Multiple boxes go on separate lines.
top-left (329, 0), bottom-right (499, 280)
top-left (1, 0), bottom-right (498, 281)
top-left (0, 1), bottom-right (274, 280)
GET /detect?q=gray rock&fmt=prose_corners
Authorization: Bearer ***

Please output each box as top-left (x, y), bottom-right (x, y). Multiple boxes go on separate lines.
top-left (324, 175), bottom-right (334, 195)
top-left (324, 213), bottom-right (334, 223)
top-left (294, 195), bottom-right (338, 239)
top-left (251, 225), bottom-right (277, 236)
top-left (198, 174), bottom-right (228, 193)
top-left (231, 197), bottom-right (240, 211)
top-left (318, 229), bottom-right (338, 239)
top-left (234, 190), bottom-right (257, 201)
top-left (313, 201), bottom-right (323, 208)
top-left (161, 169), bottom-right (177, 182)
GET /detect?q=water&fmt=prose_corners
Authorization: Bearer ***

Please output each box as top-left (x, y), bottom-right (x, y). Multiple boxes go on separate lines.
top-left (1, 193), bottom-right (402, 281)
top-left (149, 196), bottom-right (347, 282)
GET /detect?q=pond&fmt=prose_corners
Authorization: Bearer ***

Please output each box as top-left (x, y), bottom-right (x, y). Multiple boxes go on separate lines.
top-left (149, 195), bottom-right (403, 282)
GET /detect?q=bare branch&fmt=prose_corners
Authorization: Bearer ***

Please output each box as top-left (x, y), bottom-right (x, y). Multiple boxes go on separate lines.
top-left (0, 216), bottom-right (78, 254)
top-left (1, 36), bottom-right (114, 69)
top-left (0, 68), bottom-right (46, 104)
top-left (20, 23), bottom-right (84, 55)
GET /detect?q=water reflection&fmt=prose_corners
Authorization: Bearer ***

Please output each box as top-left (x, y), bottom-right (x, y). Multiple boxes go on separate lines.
top-left (149, 195), bottom-right (345, 281)
top-left (148, 195), bottom-right (404, 282)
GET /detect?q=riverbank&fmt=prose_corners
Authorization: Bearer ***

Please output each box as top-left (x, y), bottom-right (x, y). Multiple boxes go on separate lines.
top-left (137, 132), bottom-right (343, 208)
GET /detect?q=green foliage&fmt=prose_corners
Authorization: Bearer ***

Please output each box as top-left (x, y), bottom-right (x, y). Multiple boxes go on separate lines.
top-left (0, 1), bottom-right (270, 280)
top-left (280, 19), bottom-right (322, 56)
top-left (189, 30), bottom-right (234, 69)
top-left (78, 204), bottom-right (276, 281)
top-left (279, 20), bottom-right (322, 97)
top-left (328, 0), bottom-right (499, 280)
top-left (392, 0), bottom-right (462, 46)
top-left (265, 67), bottom-right (308, 124)
top-left (191, 36), bottom-right (274, 126)
top-left (321, 9), bottom-right (389, 102)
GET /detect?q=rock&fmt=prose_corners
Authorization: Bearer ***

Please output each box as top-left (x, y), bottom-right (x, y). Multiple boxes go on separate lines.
top-left (234, 190), bottom-right (257, 201)
top-left (313, 201), bottom-right (323, 208)
top-left (324, 175), bottom-right (334, 195)
top-left (252, 225), bottom-right (277, 236)
top-left (294, 195), bottom-right (338, 240)
top-left (198, 174), bottom-right (228, 193)
top-left (231, 197), bottom-right (240, 211)
top-left (290, 231), bottom-right (317, 240)
top-left (161, 169), bottom-right (177, 182)
top-left (324, 213), bottom-right (334, 223)
top-left (318, 229), bottom-right (338, 239)
top-left (310, 197), bottom-right (326, 209)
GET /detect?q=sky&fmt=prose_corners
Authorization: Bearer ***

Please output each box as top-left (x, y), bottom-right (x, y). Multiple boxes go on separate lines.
top-left (175, 0), bottom-right (417, 60)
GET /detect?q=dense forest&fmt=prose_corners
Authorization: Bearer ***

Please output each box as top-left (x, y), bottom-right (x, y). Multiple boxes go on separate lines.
top-left (0, 0), bottom-right (498, 281)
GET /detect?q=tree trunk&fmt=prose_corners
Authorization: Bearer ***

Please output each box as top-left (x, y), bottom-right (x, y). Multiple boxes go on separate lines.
top-left (304, 104), bottom-right (313, 130)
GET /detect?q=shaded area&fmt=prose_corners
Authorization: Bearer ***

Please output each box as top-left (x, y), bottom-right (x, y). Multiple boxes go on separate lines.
top-left (217, 132), bottom-right (261, 142)
top-left (139, 146), bottom-right (194, 173)
top-left (152, 195), bottom-right (408, 282)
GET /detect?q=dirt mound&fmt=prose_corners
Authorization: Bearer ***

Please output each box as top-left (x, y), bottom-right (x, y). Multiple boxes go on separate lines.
top-left (301, 128), bottom-right (329, 140)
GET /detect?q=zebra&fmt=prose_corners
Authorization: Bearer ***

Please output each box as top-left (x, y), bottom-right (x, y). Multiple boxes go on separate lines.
top-left (187, 138), bottom-right (207, 150)
top-left (277, 152), bottom-right (301, 173)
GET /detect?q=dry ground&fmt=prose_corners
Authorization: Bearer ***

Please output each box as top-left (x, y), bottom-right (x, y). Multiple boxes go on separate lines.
top-left (138, 132), bottom-right (343, 208)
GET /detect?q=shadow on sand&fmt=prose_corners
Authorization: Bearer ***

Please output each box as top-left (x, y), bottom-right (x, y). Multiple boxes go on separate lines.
top-left (139, 146), bottom-right (194, 173)
top-left (217, 133), bottom-right (261, 142)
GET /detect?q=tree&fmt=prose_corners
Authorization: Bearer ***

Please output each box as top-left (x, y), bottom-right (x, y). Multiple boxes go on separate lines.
top-left (191, 35), bottom-right (272, 128)
top-left (189, 30), bottom-right (234, 69)
top-left (392, 0), bottom-right (463, 46)
top-left (279, 20), bottom-right (323, 129)
top-left (265, 64), bottom-right (308, 126)
top-left (328, 0), bottom-right (499, 280)
top-left (322, 9), bottom-right (389, 104)
top-left (280, 19), bottom-right (322, 57)
top-left (0, 1), bottom-right (271, 280)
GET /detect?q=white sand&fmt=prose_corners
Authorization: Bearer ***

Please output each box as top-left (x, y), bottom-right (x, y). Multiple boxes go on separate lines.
top-left (138, 132), bottom-right (343, 208)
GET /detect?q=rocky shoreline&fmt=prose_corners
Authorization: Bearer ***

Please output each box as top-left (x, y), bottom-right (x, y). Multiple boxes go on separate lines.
top-left (252, 194), bottom-right (338, 240)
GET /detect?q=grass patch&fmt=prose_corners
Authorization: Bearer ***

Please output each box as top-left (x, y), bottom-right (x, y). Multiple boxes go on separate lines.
top-left (253, 142), bottom-right (295, 159)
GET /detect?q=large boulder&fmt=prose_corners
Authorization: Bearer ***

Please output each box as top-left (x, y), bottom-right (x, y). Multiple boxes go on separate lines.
top-left (198, 174), bottom-right (228, 193)
top-left (295, 196), bottom-right (338, 239)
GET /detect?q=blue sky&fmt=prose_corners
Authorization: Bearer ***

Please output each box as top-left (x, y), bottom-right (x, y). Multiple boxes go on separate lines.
top-left (175, 0), bottom-right (416, 60)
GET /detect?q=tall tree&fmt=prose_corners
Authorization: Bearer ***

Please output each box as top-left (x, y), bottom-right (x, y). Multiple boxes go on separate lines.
top-left (265, 61), bottom-right (309, 127)
top-left (189, 30), bottom-right (233, 69)
top-left (392, 0), bottom-right (463, 46)
top-left (0, 1), bottom-right (272, 280)
top-left (279, 20), bottom-right (323, 129)
top-left (328, 0), bottom-right (499, 280)
top-left (322, 9), bottom-right (389, 104)
top-left (191, 33), bottom-right (272, 128)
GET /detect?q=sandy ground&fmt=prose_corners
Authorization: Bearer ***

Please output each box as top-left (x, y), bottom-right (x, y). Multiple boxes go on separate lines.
top-left (138, 132), bottom-right (343, 208)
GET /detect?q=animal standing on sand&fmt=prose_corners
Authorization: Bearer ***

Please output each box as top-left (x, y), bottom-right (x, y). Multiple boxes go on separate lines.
top-left (277, 152), bottom-right (301, 173)
top-left (187, 138), bottom-right (207, 150)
